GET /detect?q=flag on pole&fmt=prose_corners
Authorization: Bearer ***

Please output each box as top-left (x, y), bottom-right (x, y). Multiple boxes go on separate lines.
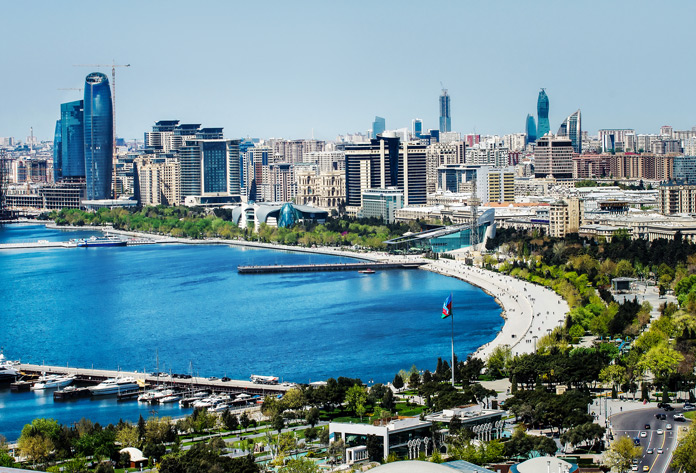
top-left (442, 293), bottom-right (452, 319)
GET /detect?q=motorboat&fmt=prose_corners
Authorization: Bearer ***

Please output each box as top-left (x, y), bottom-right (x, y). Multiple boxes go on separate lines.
top-left (89, 377), bottom-right (140, 396)
top-left (32, 374), bottom-right (75, 390)
top-left (0, 350), bottom-right (19, 382)
top-left (158, 392), bottom-right (182, 404)
top-left (358, 268), bottom-right (376, 274)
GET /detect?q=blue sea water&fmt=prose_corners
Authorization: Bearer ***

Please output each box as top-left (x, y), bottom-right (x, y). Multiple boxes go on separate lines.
top-left (0, 224), bottom-right (502, 440)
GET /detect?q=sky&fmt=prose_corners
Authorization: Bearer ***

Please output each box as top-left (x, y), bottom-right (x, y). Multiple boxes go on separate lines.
top-left (1, 0), bottom-right (695, 142)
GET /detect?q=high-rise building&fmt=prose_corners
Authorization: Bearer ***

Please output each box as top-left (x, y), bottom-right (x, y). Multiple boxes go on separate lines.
top-left (525, 114), bottom-right (537, 145)
top-left (344, 136), bottom-right (426, 208)
top-left (439, 88), bottom-right (451, 133)
top-left (145, 120), bottom-right (180, 152)
top-left (536, 89), bottom-right (550, 138)
top-left (53, 120), bottom-right (62, 182)
top-left (60, 100), bottom-right (85, 179)
top-left (372, 116), bottom-right (385, 138)
top-left (673, 155), bottom-right (696, 184)
top-left (412, 119), bottom-right (423, 139)
top-left (534, 134), bottom-right (573, 179)
top-left (83, 72), bottom-right (113, 200)
top-left (557, 110), bottom-right (582, 154)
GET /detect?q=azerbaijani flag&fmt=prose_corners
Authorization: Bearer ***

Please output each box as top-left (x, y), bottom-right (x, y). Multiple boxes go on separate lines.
top-left (442, 293), bottom-right (453, 319)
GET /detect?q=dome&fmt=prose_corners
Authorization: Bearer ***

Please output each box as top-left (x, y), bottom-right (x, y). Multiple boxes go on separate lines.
top-left (278, 203), bottom-right (300, 228)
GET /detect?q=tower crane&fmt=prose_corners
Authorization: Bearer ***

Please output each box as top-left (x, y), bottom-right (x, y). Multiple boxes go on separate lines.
top-left (73, 62), bottom-right (131, 146)
top-left (57, 88), bottom-right (84, 92)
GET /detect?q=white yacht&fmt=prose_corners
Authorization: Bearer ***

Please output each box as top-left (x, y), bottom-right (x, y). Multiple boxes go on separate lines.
top-left (0, 350), bottom-right (19, 382)
top-left (89, 377), bottom-right (140, 396)
top-left (32, 374), bottom-right (75, 390)
top-left (158, 392), bottom-right (182, 404)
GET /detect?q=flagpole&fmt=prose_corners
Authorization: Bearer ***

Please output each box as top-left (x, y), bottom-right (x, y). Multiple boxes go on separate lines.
top-left (450, 292), bottom-right (455, 388)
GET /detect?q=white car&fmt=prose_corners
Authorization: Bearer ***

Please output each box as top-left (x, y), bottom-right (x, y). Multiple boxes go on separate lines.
top-left (657, 429), bottom-right (664, 435)
top-left (666, 423), bottom-right (672, 430)
top-left (640, 431), bottom-right (647, 437)
top-left (657, 448), bottom-right (664, 454)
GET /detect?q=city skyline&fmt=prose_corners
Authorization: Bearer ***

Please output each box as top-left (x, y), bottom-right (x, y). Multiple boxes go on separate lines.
top-left (2, 0), bottom-right (696, 141)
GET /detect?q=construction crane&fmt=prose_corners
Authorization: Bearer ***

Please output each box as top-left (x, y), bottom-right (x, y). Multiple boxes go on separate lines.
top-left (57, 88), bottom-right (83, 92)
top-left (73, 62), bottom-right (130, 146)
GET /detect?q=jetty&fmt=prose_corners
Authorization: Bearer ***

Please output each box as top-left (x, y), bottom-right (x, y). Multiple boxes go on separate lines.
top-left (18, 364), bottom-right (291, 396)
top-left (237, 261), bottom-right (425, 274)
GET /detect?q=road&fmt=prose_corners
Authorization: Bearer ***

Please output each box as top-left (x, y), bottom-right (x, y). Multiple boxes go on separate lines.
top-left (609, 406), bottom-right (687, 473)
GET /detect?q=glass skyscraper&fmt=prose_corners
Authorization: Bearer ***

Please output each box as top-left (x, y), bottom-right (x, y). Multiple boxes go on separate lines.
top-left (53, 120), bottom-right (62, 182)
top-left (537, 89), bottom-right (550, 138)
top-left (372, 116), bottom-right (385, 138)
top-left (412, 118), bottom-right (422, 138)
top-left (60, 100), bottom-right (85, 178)
top-left (83, 72), bottom-right (113, 200)
top-left (439, 89), bottom-right (451, 133)
top-left (557, 110), bottom-right (582, 154)
top-left (525, 114), bottom-right (537, 145)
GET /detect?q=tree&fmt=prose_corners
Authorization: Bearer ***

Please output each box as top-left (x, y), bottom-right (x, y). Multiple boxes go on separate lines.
top-left (672, 424), bottom-right (696, 471)
top-left (279, 458), bottom-right (320, 473)
top-left (366, 434), bottom-right (383, 462)
top-left (345, 384), bottom-right (368, 418)
top-left (115, 424), bottom-right (139, 448)
top-left (18, 436), bottom-right (53, 467)
top-left (604, 436), bottom-right (642, 473)
top-left (240, 411), bottom-right (251, 431)
top-left (409, 371), bottom-right (421, 389)
top-left (486, 345), bottom-right (512, 378)
top-left (392, 373), bottom-right (404, 390)
top-left (272, 413), bottom-right (285, 434)
top-left (305, 407), bottom-right (320, 428)
top-left (327, 439), bottom-right (345, 464)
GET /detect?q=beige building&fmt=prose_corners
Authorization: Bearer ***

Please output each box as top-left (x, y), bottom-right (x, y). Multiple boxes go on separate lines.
top-left (549, 197), bottom-right (583, 237)
top-left (658, 182), bottom-right (696, 214)
top-left (295, 170), bottom-right (345, 211)
top-left (135, 157), bottom-right (181, 206)
top-left (486, 169), bottom-right (515, 203)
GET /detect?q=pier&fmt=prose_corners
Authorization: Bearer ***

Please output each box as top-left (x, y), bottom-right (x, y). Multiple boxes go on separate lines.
top-left (237, 261), bottom-right (425, 274)
top-left (18, 364), bottom-right (291, 396)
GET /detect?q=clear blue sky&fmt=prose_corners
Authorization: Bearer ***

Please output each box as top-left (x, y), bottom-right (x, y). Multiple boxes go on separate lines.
top-left (2, 0), bottom-right (695, 142)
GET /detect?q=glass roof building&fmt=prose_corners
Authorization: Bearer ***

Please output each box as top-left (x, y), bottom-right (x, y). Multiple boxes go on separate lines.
top-left (84, 72), bottom-right (113, 200)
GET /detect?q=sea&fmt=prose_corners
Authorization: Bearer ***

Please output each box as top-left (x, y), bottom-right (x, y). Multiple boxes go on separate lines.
top-left (0, 223), bottom-right (502, 441)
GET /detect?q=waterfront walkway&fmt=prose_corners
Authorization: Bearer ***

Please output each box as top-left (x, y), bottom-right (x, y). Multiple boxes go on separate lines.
top-left (425, 259), bottom-right (569, 359)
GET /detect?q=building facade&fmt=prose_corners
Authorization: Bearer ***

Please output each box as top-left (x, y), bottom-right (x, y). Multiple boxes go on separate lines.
top-left (83, 72), bottom-right (113, 200)
top-left (536, 89), bottom-right (550, 138)
top-left (534, 134), bottom-right (573, 179)
top-left (361, 187), bottom-right (403, 223)
top-left (557, 109), bottom-right (582, 153)
top-left (439, 89), bottom-right (451, 133)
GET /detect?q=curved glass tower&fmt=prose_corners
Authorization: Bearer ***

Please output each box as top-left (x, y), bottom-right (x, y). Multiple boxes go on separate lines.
top-left (53, 120), bottom-right (62, 182)
top-left (537, 89), bottom-right (550, 138)
top-left (83, 72), bottom-right (113, 200)
top-left (61, 100), bottom-right (85, 178)
top-left (525, 114), bottom-right (537, 145)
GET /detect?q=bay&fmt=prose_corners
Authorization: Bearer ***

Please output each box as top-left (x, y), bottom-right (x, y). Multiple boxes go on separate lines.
top-left (0, 223), bottom-right (502, 440)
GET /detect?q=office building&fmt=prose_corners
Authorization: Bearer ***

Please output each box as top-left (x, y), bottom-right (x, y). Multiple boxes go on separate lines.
top-left (53, 120), bottom-right (62, 182)
top-left (425, 141), bottom-right (466, 194)
top-left (536, 89), bottom-right (550, 138)
top-left (412, 118), bottom-right (422, 139)
top-left (83, 72), bottom-right (113, 200)
top-left (344, 135), bottom-right (426, 209)
top-left (673, 155), bottom-right (696, 184)
top-left (303, 150), bottom-right (345, 172)
top-left (599, 129), bottom-right (634, 153)
top-left (295, 170), bottom-right (345, 211)
top-left (534, 134), bottom-right (573, 179)
top-left (557, 110), bottom-right (582, 154)
top-left (144, 120), bottom-right (180, 153)
top-left (372, 116), bottom-right (385, 138)
top-left (439, 88), bottom-right (451, 133)
top-left (525, 114), bottom-right (537, 145)
top-left (478, 167), bottom-right (515, 203)
top-left (361, 187), bottom-right (403, 223)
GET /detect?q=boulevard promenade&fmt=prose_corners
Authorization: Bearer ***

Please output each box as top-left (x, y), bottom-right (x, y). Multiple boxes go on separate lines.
top-left (426, 259), bottom-right (569, 360)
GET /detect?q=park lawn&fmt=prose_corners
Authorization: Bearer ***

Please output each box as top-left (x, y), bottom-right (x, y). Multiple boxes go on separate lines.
top-left (395, 402), bottom-right (426, 417)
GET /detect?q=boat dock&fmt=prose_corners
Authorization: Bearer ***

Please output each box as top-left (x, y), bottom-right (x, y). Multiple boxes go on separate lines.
top-left (237, 261), bottom-right (425, 274)
top-left (18, 364), bottom-right (291, 397)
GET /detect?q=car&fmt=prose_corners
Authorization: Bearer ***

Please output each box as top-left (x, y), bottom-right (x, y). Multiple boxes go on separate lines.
top-left (655, 413), bottom-right (667, 420)
top-left (667, 423), bottom-right (673, 430)
top-left (633, 437), bottom-right (641, 446)
top-left (640, 431), bottom-right (647, 437)
top-left (643, 466), bottom-right (649, 472)
top-left (646, 448), bottom-right (654, 454)
top-left (684, 405), bottom-right (695, 411)
top-left (657, 448), bottom-right (664, 454)
top-left (644, 423), bottom-right (651, 429)
top-left (631, 466), bottom-right (638, 471)
top-left (208, 376), bottom-right (219, 381)
top-left (221, 376), bottom-right (231, 382)
top-left (674, 414), bottom-right (685, 421)
top-left (657, 429), bottom-right (664, 435)
top-left (657, 402), bottom-right (667, 408)
top-left (664, 405), bottom-right (675, 411)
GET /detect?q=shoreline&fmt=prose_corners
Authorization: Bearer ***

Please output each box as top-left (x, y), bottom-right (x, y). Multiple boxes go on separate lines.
top-left (7, 221), bottom-right (569, 361)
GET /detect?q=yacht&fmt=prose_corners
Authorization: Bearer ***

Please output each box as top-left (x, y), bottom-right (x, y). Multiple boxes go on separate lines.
top-left (89, 377), bottom-right (140, 396)
top-left (0, 350), bottom-right (19, 382)
top-left (158, 392), bottom-right (182, 404)
top-left (32, 374), bottom-right (75, 390)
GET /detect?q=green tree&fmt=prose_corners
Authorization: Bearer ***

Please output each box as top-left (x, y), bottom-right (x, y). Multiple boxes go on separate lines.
top-left (392, 373), bottom-right (404, 390)
top-left (604, 436), bottom-right (642, 473)
top-left (305, 407), bottom-right (320, 428)
top-left (345, 384), bottom-right (368, 418)
top-left (486, 345), bottom-right (512, 378)
top-left (672, 424), bottom-right (696, 471)
top-left (279, 458), bottom-right (320, 473)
